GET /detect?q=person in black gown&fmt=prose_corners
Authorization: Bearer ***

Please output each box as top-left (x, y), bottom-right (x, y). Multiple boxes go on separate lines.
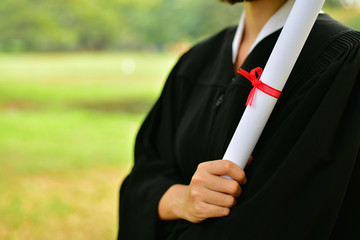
top-left (118, 0), bottom-right (360, 239)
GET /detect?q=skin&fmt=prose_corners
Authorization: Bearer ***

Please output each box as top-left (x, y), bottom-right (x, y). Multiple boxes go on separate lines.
top-left (158, 0), bottom-right (287, 223)
top-left (158, 159), bottom-right (251, 223)
top-left (235, 0), bottom-right (287, 69)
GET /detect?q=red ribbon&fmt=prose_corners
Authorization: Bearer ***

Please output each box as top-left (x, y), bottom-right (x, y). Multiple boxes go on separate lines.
top-left (237, 67), bottom-right (282, 106)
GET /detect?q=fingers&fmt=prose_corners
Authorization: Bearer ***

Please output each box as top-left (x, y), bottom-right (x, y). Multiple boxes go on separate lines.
top-left (186, 187), bottom-right (233, 222)
top-left (199, 160), bottom-right (247, 185)
top-left (157, 184), bottom-right (233, 223)
top-left (201, 187), bottom-right (237, 208)
top-left (190, 202), bottom-right (230, 222)
top-left (184, 159), bottom-right (249, 223)
top-left (192, 172), bottom-right (242, 197)
top-left (208, 175), bottom-right (242, 197)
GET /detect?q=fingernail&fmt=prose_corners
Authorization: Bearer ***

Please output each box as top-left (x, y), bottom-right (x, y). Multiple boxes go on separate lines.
top-left (243, 177), bottom-right (247, 185)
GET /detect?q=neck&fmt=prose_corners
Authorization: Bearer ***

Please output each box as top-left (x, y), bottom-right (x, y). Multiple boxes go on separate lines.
top-left (234, 0), bottom-right (287, 71)
top-left (243, 0), bottom-right (287, 44)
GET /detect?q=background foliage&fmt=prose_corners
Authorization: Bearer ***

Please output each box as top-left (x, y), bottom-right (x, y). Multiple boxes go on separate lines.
top-left (0, 0), bottom-right (241, 51)
top-left (1, 0), bottom-right (359, 52)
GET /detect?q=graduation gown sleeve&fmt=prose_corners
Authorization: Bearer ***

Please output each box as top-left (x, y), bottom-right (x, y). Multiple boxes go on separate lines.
top-left (331, 150), bottom-right (360, 239)
top-left (117, 53), bottom-right (192, 240)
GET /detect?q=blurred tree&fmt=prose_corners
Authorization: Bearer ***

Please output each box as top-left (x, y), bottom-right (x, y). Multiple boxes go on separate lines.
top-left (0, 0), bottom-right (241, 51)
top-left (0, 0), bottom-right (358, 52)
top-left (326, 0), bottom-right (343, 7)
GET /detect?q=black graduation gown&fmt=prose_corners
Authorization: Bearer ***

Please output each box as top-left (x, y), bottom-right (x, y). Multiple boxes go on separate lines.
top-left (118, 14), bottom-right (360, 240)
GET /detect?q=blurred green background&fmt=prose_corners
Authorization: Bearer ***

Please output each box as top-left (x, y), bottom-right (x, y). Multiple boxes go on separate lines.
top-left (0, 0), bottom-right (359, 239)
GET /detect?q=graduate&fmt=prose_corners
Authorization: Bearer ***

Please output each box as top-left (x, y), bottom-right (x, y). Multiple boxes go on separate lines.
top-left (118, 0), bottom-right (360, 239)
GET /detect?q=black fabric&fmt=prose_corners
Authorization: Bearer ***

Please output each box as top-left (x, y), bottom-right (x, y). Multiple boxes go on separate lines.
top-left (118, 14), bottom-right (360, 240)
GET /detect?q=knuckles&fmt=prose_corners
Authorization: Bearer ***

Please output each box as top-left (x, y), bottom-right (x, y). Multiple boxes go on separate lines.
top-left (189, 188), bottom-right (202, 202)
top-left (227, 181), bottom-right (241, 196)
top-left (223, 195), bottom-right (236, 207)
top-left (221, 160), bottom-right (233, 172)
top-left (197, 162), bottom-right (208, 171)
top-left (191, 174), bottom-right (206, 185)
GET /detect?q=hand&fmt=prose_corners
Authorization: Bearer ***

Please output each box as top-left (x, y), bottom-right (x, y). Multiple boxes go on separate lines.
top-left (182, 160), bottom-right (247, 222)
top-left (158, 159), bottom-right (247, 223)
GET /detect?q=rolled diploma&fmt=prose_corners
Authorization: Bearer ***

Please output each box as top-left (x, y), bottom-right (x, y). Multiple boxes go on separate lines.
top-left (223, 0), bottom-right (326, 169)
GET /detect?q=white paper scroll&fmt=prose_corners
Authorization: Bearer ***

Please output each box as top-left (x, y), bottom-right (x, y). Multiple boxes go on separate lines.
top-left (223, 0), bottom-right (326, 169)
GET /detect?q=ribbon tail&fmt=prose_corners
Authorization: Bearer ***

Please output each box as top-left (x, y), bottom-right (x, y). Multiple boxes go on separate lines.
top-left (246, 88), bottom-right (256, 106)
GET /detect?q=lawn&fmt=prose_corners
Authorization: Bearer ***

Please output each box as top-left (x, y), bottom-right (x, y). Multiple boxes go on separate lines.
top-left (0, 52), bottom-right (178, 240)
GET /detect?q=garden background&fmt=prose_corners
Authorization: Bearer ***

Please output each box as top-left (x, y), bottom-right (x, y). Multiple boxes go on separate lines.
top-left (0, 0), bottom-right (359, 239)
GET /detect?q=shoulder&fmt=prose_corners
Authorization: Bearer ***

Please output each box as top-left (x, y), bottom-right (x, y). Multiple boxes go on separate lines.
top-left (157, 26), bottom-right (236, 101)
top-left (174, 26), bottom-right (236, 78)
top-left (297, 14), bottom-right (359, 77)
top-left (309, 14), bottom-right (360, 52)
top-left (314, 14), bottom-right (357, 34)
top-left (283, 14), bottom-right (359, 95)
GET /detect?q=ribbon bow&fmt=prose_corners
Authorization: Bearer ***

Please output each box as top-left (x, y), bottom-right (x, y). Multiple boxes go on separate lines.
top-left (237, 67), bottom-right (282, 106)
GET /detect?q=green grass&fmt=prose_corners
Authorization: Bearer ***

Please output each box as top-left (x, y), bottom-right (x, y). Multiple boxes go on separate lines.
top-left (0, 110), bottom-right (141, 173)
top-left (0, 52), bottom-right (178, 170)
top-left (0, 51), bottom-right (178, 240)
top-left (0, 52), bottom-right (176, 105)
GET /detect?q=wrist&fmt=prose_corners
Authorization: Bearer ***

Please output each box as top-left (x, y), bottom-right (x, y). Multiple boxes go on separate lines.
top-left (158, 184), bottom-right (188, 221)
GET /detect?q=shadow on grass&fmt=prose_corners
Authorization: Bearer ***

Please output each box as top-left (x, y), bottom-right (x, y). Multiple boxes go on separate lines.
top-left (0, 99), bottom-right (154, 114)
top-left (72, 99), bottom-right (154, 114)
